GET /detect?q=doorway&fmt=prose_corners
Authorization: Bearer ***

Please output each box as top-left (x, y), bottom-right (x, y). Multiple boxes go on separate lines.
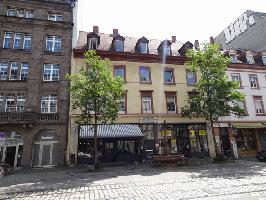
top-left (5, 146), bottom-right (16, 166)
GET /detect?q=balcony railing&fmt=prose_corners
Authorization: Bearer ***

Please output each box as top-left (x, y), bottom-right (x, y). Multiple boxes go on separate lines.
top-left (38, 113), bottom-right (59, 121)
top-left (0, 112), bottom-right (36, 122)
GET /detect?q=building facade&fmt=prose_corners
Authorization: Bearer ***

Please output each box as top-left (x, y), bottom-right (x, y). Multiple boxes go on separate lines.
top-left (0, 0), bottom-right (77, 168)
top-left (68, 27), bottom-right (216, 166)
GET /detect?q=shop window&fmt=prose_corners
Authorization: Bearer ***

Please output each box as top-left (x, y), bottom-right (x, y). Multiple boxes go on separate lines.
top-left (88, 38), bottom-right (98, 50)
top-left (43, 64), bottom-right (59, 81)
top-left (249, 74), bottom-right (258, 88)
top-left (164, 68), bottom-right (174, 83)
top-left (48, 13), bottom-right (63, 21)
top-left (186, 71), bottom-right (196, 85)
top-left (114, 66), bottom-right (126, 81)
top-left (118, 95), bottom-right (126, 114)
top-left (5, 94), bottom-right (15, 112)
top-left (235, 129), bottom-right (257, 152)
top-left (41, 95), bottom-right (58, 113)
top-left (139, 66), bottom-right (151, 83)
top-left (16, 94), bottom-right (25, 112)
top-left (46, 36), bottom-right (61, 52)
top-left (254, 96), bottom-right (265, 115)
top-left (231, 73), bottom-right (241, 87)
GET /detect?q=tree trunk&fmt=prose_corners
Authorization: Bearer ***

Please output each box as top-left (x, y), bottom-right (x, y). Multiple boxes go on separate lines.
top-left (210, 120), bottom-right (218, 157)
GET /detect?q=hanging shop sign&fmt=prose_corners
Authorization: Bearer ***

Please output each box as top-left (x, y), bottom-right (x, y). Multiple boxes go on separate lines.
top-left (190, 130), bottom-right (195, 136)
top-left (161, 130), bottom-right (172, 136)
top-left (199, 130), bottom-right (206, 136)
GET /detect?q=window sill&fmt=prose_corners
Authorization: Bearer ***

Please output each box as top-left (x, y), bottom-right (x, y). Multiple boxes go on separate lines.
top-left (43, 80), bottom-right (60, 82)
top-left (1, 48), bottom-right (32, 53)
top-left (164, 83), bottom-right (176, 85)
top-left (187, 83), bottom-right (196, 86)
top-left (0, 79), bottom-right (27, 82)
top-left (43, 51), bottom-right (63, 55)
top-left (140, 81), bottom-right (152, 84)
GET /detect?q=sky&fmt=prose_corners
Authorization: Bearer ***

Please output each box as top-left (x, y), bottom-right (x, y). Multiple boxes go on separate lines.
top-left (77, 0), bottom-right (265, 44)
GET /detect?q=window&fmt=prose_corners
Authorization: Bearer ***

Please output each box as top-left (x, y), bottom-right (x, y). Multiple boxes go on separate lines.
top-left (9, 62), bottom-right (19, 80)
top-left (139, 42), bottom-right (148, 54)
top-left (48, 13), bottom-right (63, 21)
top-left (262, 56), bottom-right (266, 65)
top-left (26, 10), bottom-right (34, 18)
top-left (238, 100), bottom-right (247, 115)
top-left (46, 36), bottom-right (61, 52)
top-left (139, 66), bottom-right (151, 82)
top-left (249, 75), bottom-right (258, 88)
top-left (230, 54), bottom-right (238, 63)
top-left (13, 33), bottom-right (23, 49)
top-left (246, 54), bottom-right (255, 64)
top-left (0, 62), bottom-right (8, 80)
top-left (88, 38), bottom-right (98, 50)
top-left (43, 64), bottom-right (59, 81)
top-left (41, 95), bottom-right (58, 113)
top-left (7, 9), bottom-right (16, 16)
top-left (114, 39), bottom-right (123, 52)
top-left (186, 71), bottom-right (196, 85)
top-left (163, 44), bottom-right (171, 55)
top-left (5, 94), bottom-right (15, 112)
top-left (16, 94), bottom-right (25, 112)
top-left (141, 96), bottom-right (152, 114)
top-left (23, 34), bottom-right (32, 50)
top-left (17, 9), bottom-right (25, 18)
top-left (0, 93), bottom-right (3, 109)
top-left (3, 32), bottom-right (12, 49)
top-left (254, 97), bottom-right (264, 114)
top-left (166, 94), bottom-right (177, 113)
top-left (231, 73), bottom-right (241, 87)
top-left (114, 66), bottom-right (125, 81)
top-left (164, 68), bottom-right (174, 83)
top-left (118, 96), bottom-right (126, 114)
top-left (20, 63), bottom-right (29, 80)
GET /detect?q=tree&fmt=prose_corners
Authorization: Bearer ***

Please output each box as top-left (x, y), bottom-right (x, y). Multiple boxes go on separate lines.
top-left (181, 43), bottom-right (245, 157)
top-left (66, 50), bottom-right (124, 168)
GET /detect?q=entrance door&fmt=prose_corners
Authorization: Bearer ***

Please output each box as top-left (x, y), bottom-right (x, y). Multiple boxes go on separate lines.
top-left (32, 142), bottom-right (57, 167)
top-left (5, 146), bottom-right (16, 166)
top-left (220, 128), bottom-right (231, 155)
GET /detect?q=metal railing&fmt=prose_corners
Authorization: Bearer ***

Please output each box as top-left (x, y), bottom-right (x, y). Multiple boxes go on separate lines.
top-left (0, 112), bottom-right (36, 122)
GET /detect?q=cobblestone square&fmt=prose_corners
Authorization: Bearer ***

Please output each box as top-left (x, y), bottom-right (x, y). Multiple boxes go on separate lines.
top-left (1, 160), bottom-right (266, 200)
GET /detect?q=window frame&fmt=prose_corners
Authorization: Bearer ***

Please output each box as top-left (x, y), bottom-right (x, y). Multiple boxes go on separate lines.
top-left (114, 39), bottom-right (124, 52)
top-left (5, 94), bottom-right (15, 112)
top-left (16, 94), bottom-right (25, 112)
top-left (231, 73), bottom-right (242, 88)
top-left (7, 9), bottom-right (16, 17)
top-left (139, 42), bottom-right (148, 54)
top-left (246, 54), bottom-right (255, 64)
top-left (114, 65), bottom-right (126, 82)
top-left (186, 70), bottom-right (197, 85)
top-left (165, 92), bottom-right (177, 114)
top-left (45, 36), bottom-right (62, 52)
top-left (140, 91), bottom-right (153, 114)
top-left (13, 33), bottom-right (23, 49)
top-left (164, 68), bottom-right (175, 84)
top-left (249, 74), bottom-right (259, 89)
top-left (253, 96), bottom-right (265, 115)
top-left (88, 38), bottom-right (98, 50)
top-left (9, 62), bottom-right (19, 80)
top-left (23, 34), bottom-right (32, 50)
top-left (26, 10), bottom-right (34, 18)
top-left (230, 54), bottom-right (238, 63)
top-left (48, 13), bottom-right (63, 21)
top-left (0, 62), bottom-right (8, 80)
top-left (3, 32), bottom-right (12, 49)
top-left (20, 63), bottom-right (29, 80)
top-left (43, 64), bottom-right (60, 81)
top-left (139, 66), bottom-right (151, 83)
top-left (17, 9), bottom-right (25, 18)
top-left (41, 95), bottom-right (58, 113)
top-left (118, 92), bottom-right (127, 114)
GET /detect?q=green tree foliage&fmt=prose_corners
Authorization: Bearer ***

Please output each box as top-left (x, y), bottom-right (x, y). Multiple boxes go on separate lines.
top-left (66, 50), bottom-right (124, 167)
top-left (181, 43), bottom-right (245, 156)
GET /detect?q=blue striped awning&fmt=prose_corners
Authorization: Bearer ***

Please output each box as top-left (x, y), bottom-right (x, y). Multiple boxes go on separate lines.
top-left (79, 124), bottom-right (144, 139)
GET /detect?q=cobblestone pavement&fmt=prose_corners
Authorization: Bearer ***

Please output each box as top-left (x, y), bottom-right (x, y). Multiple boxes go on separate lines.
top-left (1, 160), bottom-right (266, 200)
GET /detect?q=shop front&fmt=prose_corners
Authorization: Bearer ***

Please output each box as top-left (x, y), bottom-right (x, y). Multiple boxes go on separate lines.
top-left (78, 124), bottom-right (143, 164)
top-left (140, 123), bottom-right (208, 158)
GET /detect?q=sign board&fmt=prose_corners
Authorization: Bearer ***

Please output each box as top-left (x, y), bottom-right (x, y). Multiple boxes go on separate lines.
top-left (199, 130), bottom-right (206, 136)
top-left (190, 130), bottom-right (195, 136)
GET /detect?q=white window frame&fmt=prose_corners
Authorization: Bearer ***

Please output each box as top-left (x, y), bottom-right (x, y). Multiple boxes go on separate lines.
top-left (7, 9), bottom-right (16, 17)
top-left (46, 36), bottom-right (61, 52)
top-left (43, 64), bottom-right (59, 81)
top-left (88, 38), bottom-right (98, 50)
top-left (246, 54), bottom-right (255, 64)
top-left (142, 96), bottom-right (152, 114)
top-left (0, 62), bottom-right (8, 80)
top-left (3, 32), bottom-right (12, 49)
top-left (166, 96), bottom-right (176, 113)
top-left (13, 33), bottom-right (23, 49)
top-left (0, 93), bottom-right (4, 109)
top-left (164, 69), bottom-right (174, 83)
top-left (20, 63), bottom-right (29, 80)
top-left (249, 75), bottom-right (258, 88)
top-left (254, 99), bottom-right (264, 114)
top-left (23, 34), bottom-right (32, 50)
top-left (118, 96), bottom-right (126, 114)
top-left (9, 62), bottom-right (19, 80)
top-left (48, 13), bottom-right (63, 21)
top-left (26, 10), bottom-right (34, 18)
top-left (5, 94), bottom-right (15, 112)
top-left (16, 94), bottom-right (25, 112)
top-left (41, 95), bottom-right (58, 113)
top-left (17, 9), bottom-right (25, 18)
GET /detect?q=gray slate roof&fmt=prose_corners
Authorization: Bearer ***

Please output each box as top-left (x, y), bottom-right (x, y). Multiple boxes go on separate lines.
top-left (76, 31), bottom-right (184, 56)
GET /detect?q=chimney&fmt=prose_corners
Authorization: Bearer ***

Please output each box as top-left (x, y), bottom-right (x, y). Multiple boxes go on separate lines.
top-left (93, 26), bottom-right (99, 33)
top-left (194, 40), bottom-right (199, 50)
top-left (210, 36), bottom-right (214, 44)
top-left (113, 28), bottom-right (118, 35)
top-left (171, 36), bottom-right (176, 43)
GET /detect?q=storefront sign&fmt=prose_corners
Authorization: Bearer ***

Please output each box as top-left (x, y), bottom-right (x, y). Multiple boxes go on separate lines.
top-left (41, 136), bottom-right (54, 140)
top-left (161, 130), bottom-right (172, 136)
top-left (190, 130), bottom-right (195, 136)
top-left (171, 139), bottom-right (176, 147)
top-left (199, 130), bottom-right (206, 136)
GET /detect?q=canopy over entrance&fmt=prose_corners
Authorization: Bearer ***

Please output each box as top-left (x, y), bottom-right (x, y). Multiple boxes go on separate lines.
top-left (79, 124), bottom-right (144, 139)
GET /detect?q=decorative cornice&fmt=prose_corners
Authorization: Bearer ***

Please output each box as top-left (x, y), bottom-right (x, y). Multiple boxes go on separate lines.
top-left (73, 49), bottom-right (187, 65)
top-left (228, 63), bottom-right (266, 70)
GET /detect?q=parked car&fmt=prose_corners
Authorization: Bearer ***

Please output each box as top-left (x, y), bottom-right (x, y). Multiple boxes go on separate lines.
top-left (256, 150), bottom-right (266, 162)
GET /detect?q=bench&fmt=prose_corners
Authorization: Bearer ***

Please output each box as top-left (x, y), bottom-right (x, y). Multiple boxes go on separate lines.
top-left (153, 154), bottom-right (188, 166)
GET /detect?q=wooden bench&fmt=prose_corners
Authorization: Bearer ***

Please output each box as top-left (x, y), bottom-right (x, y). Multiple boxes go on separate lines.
top-left (153, 154), bottom-right (188, 166)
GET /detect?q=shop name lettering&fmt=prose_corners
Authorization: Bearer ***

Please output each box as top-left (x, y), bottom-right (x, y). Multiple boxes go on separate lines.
top-left (224, 13), bottom-right (256, 44)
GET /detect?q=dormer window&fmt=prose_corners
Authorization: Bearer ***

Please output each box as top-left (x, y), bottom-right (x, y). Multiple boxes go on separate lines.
top-left (230, 54), bottom-right (238, 63)
top-left (246, 54), bottom-right (255, 64)
top-left (88, 38), bottom-right (98, 50)
top-left (262, 56), bottom-right (266, 65)
top-left (139, 42), bottom-right (148, 54)
top-left (114, 39), bottom-right (124, 52)
top-left (136, 37), bottom-right (149, 54)
top-left (158, 40), bottom-right (172, 56)
top-left (163, 45), bottom-right (171, 56)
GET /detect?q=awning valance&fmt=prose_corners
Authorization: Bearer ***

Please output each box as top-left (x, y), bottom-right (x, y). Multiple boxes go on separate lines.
top-left (79, 124), bottom-right (144, 139)
top-left (231, 123), bottom-right (266, 129)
